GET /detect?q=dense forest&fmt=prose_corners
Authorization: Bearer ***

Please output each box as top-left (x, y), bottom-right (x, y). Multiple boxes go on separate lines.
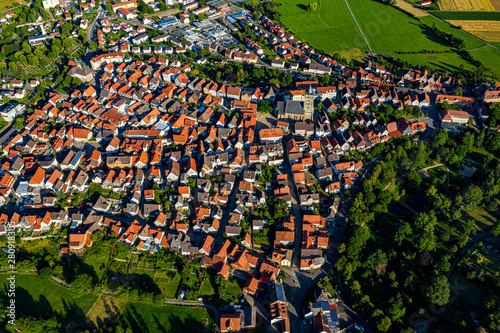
top-left (335, 128), bottom-right (500, 332)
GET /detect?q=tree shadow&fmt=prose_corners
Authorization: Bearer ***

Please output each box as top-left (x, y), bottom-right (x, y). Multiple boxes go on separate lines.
top-left (296, 4), bottom-right (308, 10)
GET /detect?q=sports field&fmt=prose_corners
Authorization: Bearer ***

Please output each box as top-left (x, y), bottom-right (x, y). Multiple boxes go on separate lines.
top-left (438, 0), bottom-right (498, 11)
top-left (447, 19), bottom-right (500, 41)
top-left (276, 0), bottom-right (369, 53)
top-left (469, 46), bottom-right (500, 78)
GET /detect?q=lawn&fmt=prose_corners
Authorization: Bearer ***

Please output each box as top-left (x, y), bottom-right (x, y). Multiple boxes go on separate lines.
top-left (83, 243), bottom-right (112, 280)
top-left (0, 0), bottom-right (23, 11)
top-left (118, 302), bottom-right (213, 333)
top-left (426, 165), bottom-right (449, 181)
top-left (0, 117), bottom-right (7, 130)
top-left (347, 0), bottom-right (455, 53)
top-left (276, 0), bottom-right (369, 53)
top-left (224, 277), bottom-right (243, 303)
top-left (469, 46), bottom-right (500, 78)
top-left (419, 15), bottom-right (486, 49)
top-left (82, 296), bottom-right (125, 330)
top-left (198, 273), bottom-right (216, 296)
top-left (467, 147), bottom-right (499, 168)
top-left (0, 273), bottom-right (98, 324)
top-left (463, 207), bottom-right (498, 232)
top-left (449, 272), bottom-right (484, 306)
top-left (155, 271), bottom-right (181, 299)
top-left (397, 52), bottom-right (475, 73)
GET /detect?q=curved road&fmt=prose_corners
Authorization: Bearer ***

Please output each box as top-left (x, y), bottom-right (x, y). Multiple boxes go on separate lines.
top-left (446, 230), bottom-right (492, 280)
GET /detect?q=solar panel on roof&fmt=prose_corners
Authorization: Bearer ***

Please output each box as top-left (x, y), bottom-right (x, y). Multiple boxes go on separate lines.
top-left (320, 301), bottom-right (330, 312)
top-left (275, 283), bottom-right (285, 302)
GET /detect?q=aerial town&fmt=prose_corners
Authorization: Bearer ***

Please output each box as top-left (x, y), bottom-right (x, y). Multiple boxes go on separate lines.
top-left (0, 0), bottom-right (499, 332)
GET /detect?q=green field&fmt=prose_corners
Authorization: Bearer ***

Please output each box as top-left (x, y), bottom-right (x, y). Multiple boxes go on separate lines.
top-left (118, 302), bottom-right (213, 333)
top-left (83, 243), bottom-right (112, 280)
top-left (431, 11), bottom-right (500, 21)
top-left (0, 274), bottom-right (98, 324)
top-left (349, 0), bottom-right (456, 53)
top-left (276, 0), bottom-right (369, 53)
top-left (278, 0), bottom-right (462, 54)
top-left (0, 0), bottom-right (23, 11)
top-left (398, 52), bottom-right (475, 73)
top-left (155, 271), bottom-right (181, 299)
top-left (469, 46), bottom-right (500, 78)
top-left (419, 15), bottom-right (486, 50)
top-left (199, 273), bottom-right (216, 296)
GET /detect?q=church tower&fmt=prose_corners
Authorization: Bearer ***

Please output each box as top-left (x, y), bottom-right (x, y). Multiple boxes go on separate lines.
top-left (302, 85), bottom-right (315, 120)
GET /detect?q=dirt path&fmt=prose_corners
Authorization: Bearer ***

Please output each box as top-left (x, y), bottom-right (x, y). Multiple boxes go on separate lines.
top-left (343, 0), bottom-right (374, 55)
top-left (384, 163), bottom-right (444, 190)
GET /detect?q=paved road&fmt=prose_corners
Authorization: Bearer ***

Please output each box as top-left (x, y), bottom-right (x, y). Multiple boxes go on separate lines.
top-left (280, 137), bottom-right (372, 333)
top-left (87, 0), bottom-right (106, 43)
top-left (446, 230), bottom-right (492, 280)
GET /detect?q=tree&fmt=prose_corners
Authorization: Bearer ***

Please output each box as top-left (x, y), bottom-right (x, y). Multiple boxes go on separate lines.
top-left (258, 100), bottom-right (273, 113)
top-left (393, 221), bottom-right (412, 246)
top-left (407, 171), bottom-right (422, 190)
top-left (462, 184), bottom-right (483, 210)
top-left (28, 54), bottom-right (39, 66)
top-left (376, 316), bottom-right (392, 332)
top-left (422, 275), bottom-right (450, 306)
top-left (307, 2), bottom-right (318, 11)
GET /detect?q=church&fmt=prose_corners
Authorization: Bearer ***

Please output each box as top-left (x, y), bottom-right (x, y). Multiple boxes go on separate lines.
top-left (276, 86), bottom-right (314, 121)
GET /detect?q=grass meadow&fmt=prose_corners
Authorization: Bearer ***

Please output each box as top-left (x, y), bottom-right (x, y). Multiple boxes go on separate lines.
top-left (118, 302), bottom-right (213, 333)
top-left (277, 0), bottom-right (466, 54)
top-left (419, 15), bottom-right (486, 49)
top-left (276, 0), bottom-right (370, 53)
top-left (0, 273), bottom-right (98, 324)
top-left (397, 52), bottom-right (475, 72)
top-left (469, 46), bottom-right (500, 78)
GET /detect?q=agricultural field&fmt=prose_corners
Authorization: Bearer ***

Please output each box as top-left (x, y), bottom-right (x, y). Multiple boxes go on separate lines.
top-left (432, 10), bottom-right (500, 20)
top-left (395, 0), bottom-right (429, 16)
top-left (397, 52), bottom-right (475, 73)
top-left (446, 20), bottom-right (500, 42)
top-left (469, 46), bottom-right (500, 78)
top-left (118, 302), bottom-right (213, 333)
top-left (276, 0), bottom-right (369, 53)
top-left (0, 273), bottom-right (98, 325)
top-left (438, 0), bottom-right (498, 11)
top-left (347, 0), bottom-right (456, 53)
